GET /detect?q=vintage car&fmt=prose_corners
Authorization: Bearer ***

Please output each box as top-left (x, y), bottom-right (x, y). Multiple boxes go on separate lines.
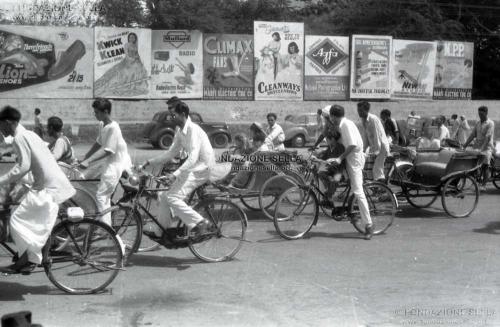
top-left (142, 111), bottom-right (231, 149)
top-left (281, 113), bottom-right (319, 148)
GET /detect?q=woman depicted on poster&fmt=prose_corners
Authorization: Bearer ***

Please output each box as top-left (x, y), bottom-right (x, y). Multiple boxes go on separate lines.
top-left (256, 47), bottom-right (275, 85)
top-left (260, 32), bottom-right (281, 80)
top-left (95, 32), bottom-right (149, 97)
top-left (277, 42), bottom-right (302, 84)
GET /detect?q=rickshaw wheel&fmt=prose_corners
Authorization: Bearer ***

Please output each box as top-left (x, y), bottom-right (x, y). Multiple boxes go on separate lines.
top-left (406, 188), bottom-right (438, 208)
top-left (441, 175), bottom-right (479, 218)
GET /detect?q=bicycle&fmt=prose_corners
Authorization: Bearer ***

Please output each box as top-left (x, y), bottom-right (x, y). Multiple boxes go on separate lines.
top-left (272, 155), bottom-right (398, 240)
top-left (1, 203), bottom-right (123, 295)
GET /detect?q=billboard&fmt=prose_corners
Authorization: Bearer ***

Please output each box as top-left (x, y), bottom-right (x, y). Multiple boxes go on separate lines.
top-left (350, 35), bottom-right (392, 99)
top-left (433, 41), bottom-right (474, 100)
top-left (94, 27), bottom-right (151, 98)
top-left (203, 34), bottom-right (253, 100)
top-left (150, 30), bottom-right (203, 99)
top-left (304, 35), bottom-right (349, 100)
top-left (391, 39), bottom-right (437, 99)
top-left (254, 21), bottom-right (304, 100)
top-left (0, 25), bottom-right (93, 98)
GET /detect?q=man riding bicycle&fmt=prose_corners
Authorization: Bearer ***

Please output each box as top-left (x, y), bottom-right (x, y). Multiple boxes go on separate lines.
top-left (140, 101), bottom-right (214, 240)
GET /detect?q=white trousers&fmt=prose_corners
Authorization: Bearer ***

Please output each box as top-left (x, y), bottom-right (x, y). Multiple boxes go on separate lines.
top-left (10, 189), bottom-right (59, 264)
top-left (155, 169), bottom-right (210, 233)
top-left (96, 165), bottom-right (121, 226)
top-left (346, 153), bottom-right (372, 226)
top-left (372, 146), bottom-right (388, 181)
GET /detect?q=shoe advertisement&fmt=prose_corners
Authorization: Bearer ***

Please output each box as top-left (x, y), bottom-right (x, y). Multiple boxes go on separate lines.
top-left (150, 30), bottom-right (203, 99)
top-left (203, 34), bottom-right (254, 100)
top-left (0, 25), bottom-right (93, 98)
top-left (94, 27), bottom-right (151, 98)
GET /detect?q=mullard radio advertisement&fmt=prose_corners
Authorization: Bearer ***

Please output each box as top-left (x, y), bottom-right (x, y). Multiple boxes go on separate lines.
top-left (203, 34), bottom-right (253, 100)
top-left (304, 35), bottom-right (349, 100)
top-left (254, 21), bottom-right (304, 100)
top-left (433, 41), bottom-right (474, 100)
top-left (94, 27), bottom-right (151, 98)
top-left (391, 39), bottom-right (437, 100)
top-left (0, 25), bottom-right (93, 98)
top-left (350, 35), bottom-right (392, 99)
top-left (151, 30), bottom-right (203, 99)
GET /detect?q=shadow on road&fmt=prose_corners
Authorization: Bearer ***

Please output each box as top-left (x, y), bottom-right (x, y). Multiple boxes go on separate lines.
top-left (473, 221), bottom-right (500, 235)
top-left (128, 254), bottom-right (217, 270)
top-left (306, 231), bottom-right (365, 240)
top-left (395, 207), bottom-right (450, 219)
top-left (0, 282), bottom-right (53, 301)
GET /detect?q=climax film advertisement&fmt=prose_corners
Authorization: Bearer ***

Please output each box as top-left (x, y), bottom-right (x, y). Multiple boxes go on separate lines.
top-left (151, 30), bottom-right (203, 99)
top-left (350, 35), bottom-right (392, 99)
top-left (94, 27), bottom-right (151, 98)
top-left (0, 25), bottom-right (93, 98)
top-left (433, 41), bottom-right (474, 100)
top-left (304, 35), bottom-right (349, 100)
top-left (391, 39), bottom-right (437, 100)
top-left (203, 34), bottom-right (253, 100)
top-left (254, 21), bottom-right (304, 100)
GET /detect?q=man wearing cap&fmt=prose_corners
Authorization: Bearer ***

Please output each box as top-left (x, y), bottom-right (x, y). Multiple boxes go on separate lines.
top-left (357, 101), bottom-right (390, 182)
top-left (0, 106), bottom-right (75, 274)
top-left (140, 101), bottom-right (214, 240)
top-left (311, 105), bottom-right (337, 149)
top-left (328, 104), bottom-right (374, 240)
top-left (265, 113), bottom-right (285, 151)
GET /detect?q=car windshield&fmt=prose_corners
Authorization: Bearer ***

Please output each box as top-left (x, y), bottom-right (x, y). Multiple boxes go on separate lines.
top-left (286, 115), bottom-right (306, 124)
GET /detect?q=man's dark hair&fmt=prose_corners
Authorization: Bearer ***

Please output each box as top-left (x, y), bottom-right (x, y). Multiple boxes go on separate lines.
top-left (478, 106), bottom-right (488, 114)
top-left (329, 104), bottom-right (345, 118)
top-left (34, 108), bottom-right (41, 115)
top-left (325, 129), bottom-right (341, 141)
top-left (267, 113), bottom-right (277, 120)
top-left (166, 96), bottom-right (180, 106)
top-left (357, 101), bottom-right (370, 112)
top-left (451, 114), bottom-right (458, 120)
top-left (0, 106), bottom-right (21, 122)
top-left (172, 102), bottom-right (190, 117)
top-left (317, 109), bottom-right (322, 115)
top-left (47, 116), bottom-right (63, 132)
top-left (381, 109), bottom-right (391, 117)
top-left (92, 98), bottom-right (112, 114)
top-left (253, 132), bottom-right (266, 143)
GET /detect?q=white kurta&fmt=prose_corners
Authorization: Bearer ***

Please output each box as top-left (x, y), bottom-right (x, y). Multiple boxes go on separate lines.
top-left (360, 113), bottom-right (390, 180)
top-left (0, 124), bottom-right (76, 264)
top-left (265, 123), bottom-right (285, 151)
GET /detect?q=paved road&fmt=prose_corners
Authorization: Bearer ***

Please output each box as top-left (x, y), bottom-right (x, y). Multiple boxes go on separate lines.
top-left (1, 145), bottom-right (500, 326)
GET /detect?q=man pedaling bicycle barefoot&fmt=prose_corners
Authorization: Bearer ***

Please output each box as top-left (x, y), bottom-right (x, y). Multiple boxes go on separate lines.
top-left (0, 106), bottom-right (76, 274)
top-left (139, 100), bottom-right (214, 241)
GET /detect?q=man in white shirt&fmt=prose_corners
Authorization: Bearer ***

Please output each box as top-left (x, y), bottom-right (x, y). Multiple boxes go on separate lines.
top-left (141, 101), bottom-right (215, 239)
top-left (357, 101), bottom-right (390, 182)
top-left (80, 98), bottom-right (132, 226)
top-left (0, 106), bottom-right (75, 274)
top-left (433, 115), bottom-right (450, 146)
top-left (265, 113), bottom-right (285, 151)
top-left (328, 105), bottom-right (374, 240)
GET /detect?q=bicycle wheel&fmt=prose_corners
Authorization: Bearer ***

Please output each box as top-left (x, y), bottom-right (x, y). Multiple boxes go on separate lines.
top-left (189, 199), bottom-right (247, 262)
top-left (441, 175), bottom-right (479, 218)
top-left (259, 174), bottom-right (301, 220)
top-left (44, 219), bottom-right (123, 295)
top-left (350, 182), bottom-right (397, 235)
top-left (406, 188), bottom-right (439, 208)
top-left (273, 186), bottom-right (318, 240)
top-left (490, 167), bottom-right (500, 190)
top-left (111, 206), bottom-right (142, 263)
top-left (137, 194), bottom-right (161, 252)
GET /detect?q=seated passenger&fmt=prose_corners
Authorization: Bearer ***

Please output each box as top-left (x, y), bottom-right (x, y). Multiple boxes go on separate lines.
top-left (416, 124), bottom-right (440, 151)
top-left (47, 116), bottom-right (75, 165)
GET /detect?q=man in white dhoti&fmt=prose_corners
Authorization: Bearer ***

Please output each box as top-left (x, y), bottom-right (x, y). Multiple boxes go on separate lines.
top-left (0, 106), bottom-right (75, 274)
top-left (329, 105), bottom-right (374, 240)
top-left (140, 101), bottom-right (214, 240)
top-left (80, 98), bottom-right (132, 226)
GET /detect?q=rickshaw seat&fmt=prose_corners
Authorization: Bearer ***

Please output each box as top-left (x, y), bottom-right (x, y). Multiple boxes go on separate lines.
top-left (414, 148), bottom-right (455, 179)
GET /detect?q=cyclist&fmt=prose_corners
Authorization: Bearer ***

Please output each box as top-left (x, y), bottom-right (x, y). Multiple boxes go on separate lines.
top-left (328, 104), bottom-right (374, 240)
top-left (0, 106), bottom-right (75, 274)
top-left (79, 98), bottom-right (132, 226)
top-left (47, 116), bottom-right (75, 165)
top-left (140, 101), bottom-right (214, 240)
top-left (357, 101), bottom-right (390, 183)
top-left (463, 106), bottom-right (495, 190)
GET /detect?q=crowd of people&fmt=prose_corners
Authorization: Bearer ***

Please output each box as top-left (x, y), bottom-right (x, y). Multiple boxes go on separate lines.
top-left (0, 97), bottom-right (497, 273)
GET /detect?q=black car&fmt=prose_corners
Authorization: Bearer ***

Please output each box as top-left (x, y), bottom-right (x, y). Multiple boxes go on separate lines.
top-left (142, 111), bottom-right (231, 149)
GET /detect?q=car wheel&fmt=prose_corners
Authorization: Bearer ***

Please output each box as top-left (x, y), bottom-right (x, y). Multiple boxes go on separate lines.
top-left (158, 133), bottom-right (174, 150)
top-left (291, 134), bottom-right (306, 148)
top-left (212, 134), bottom-right (229, 148)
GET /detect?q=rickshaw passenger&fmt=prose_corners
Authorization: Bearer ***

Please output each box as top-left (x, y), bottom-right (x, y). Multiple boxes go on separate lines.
top-left (0, 106), bottom-right (76, 274)
top-left (311, 130), bottom-right (345, 205)
top-left (433, 115), bottom-right (450, 146)
top-left (265, 113), bottom-right (285, 151)
top-left (357, 101), bottom-right (390, 182)
top-left (47, 116), bottom-right (75, 165)
top-left (463, 106), bottom-right (495, 189)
